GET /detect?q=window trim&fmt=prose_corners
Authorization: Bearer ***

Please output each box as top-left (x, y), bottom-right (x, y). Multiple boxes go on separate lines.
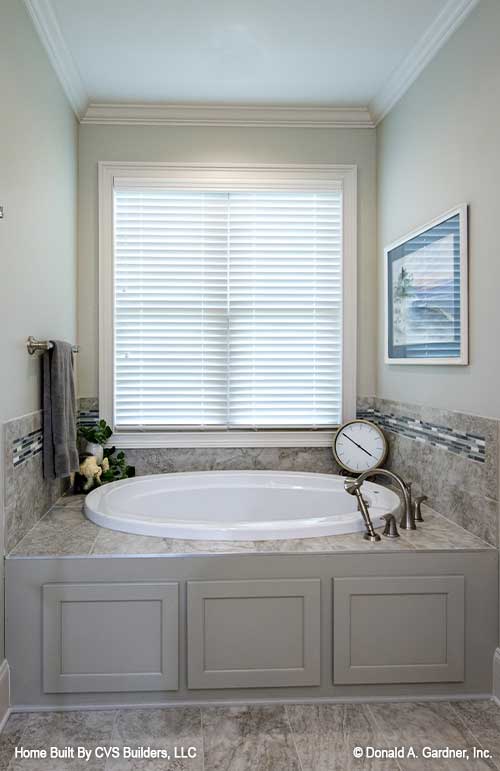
top-left (98, 162), bottom-right (357, 448)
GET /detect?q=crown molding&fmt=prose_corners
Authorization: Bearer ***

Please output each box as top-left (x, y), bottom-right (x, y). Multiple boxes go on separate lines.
top-left (23, 0), bottom-right (88, 118)
top-left (81, 103), bottom-right (375, 128)
top-left (370, 0), bottom-right (480, 124)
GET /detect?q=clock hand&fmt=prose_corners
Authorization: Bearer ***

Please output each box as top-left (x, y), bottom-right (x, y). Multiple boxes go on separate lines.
top-left (344, 433), bottom-right (375, 458)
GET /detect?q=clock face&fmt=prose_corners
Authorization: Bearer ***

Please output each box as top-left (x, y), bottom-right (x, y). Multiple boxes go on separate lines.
top-left (333, 420), bottom-right (388, 474)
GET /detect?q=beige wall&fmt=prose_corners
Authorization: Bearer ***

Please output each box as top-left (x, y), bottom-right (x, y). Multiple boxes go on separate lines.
top-left (377, 0), bottom-right (500, 421)
top-left (0, 0), bottom-right (78, 662)
top-left (77, 124), bottom-right (377, 399)
top-left (0, 1), bottom-right (78, 424)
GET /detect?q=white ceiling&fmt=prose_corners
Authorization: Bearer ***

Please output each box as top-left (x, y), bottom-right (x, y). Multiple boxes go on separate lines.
top-left (25, 0), bottom-right (479, 124)
top-left (50, 0), bottom-right (447, 105)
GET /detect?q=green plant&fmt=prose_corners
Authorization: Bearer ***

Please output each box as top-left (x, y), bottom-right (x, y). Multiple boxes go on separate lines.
top-left (78, 419), bottom-right (112, 445)
top-left (100, 446), bottom-right (135, 483)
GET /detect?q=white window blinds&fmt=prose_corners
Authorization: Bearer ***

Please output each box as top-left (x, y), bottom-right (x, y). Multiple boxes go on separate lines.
top-left (114, 187), bottom-right (343, 429)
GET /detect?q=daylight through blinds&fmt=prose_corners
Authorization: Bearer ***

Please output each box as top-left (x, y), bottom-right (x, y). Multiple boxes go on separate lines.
top-left (114, 188), bottom-right (343, 428)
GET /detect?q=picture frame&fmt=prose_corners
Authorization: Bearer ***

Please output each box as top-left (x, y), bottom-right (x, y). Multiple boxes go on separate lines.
top-left (385, 204), bottom-right (468, 365)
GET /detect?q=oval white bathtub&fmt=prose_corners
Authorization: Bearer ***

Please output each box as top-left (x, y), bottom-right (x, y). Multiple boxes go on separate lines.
top-left (84, 471), bottom-right (400, 541)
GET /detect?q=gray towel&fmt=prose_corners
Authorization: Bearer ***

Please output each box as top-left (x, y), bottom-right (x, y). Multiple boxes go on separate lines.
top-left (43, 341), bottom-right (79, 479)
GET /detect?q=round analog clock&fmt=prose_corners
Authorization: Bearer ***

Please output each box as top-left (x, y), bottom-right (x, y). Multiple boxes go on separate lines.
top-left (333, 419), bottom-right (388, 474)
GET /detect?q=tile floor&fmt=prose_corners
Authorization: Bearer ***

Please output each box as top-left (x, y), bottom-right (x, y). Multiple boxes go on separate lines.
top-left (1, 699), bottom-right (500, 770)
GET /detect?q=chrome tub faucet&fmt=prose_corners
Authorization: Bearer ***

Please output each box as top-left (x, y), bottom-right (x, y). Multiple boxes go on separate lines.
top-left (344, 468), bottom-right (416, 541)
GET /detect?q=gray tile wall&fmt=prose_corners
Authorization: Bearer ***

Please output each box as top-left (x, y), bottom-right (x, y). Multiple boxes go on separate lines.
top-left (3, 411), bottom-right (66, 552)
top-left (361, 398), bottom-right (499, 546)
top-left (78, 397), bottom-right (99, 428)
top-left (123, 447), bottom-right (340, 476)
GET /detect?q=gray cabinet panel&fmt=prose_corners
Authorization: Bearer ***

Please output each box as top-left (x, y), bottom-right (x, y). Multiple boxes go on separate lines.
top-left (187, 578), bottom-right (321, 688)
top-left (43, 583), bottom-right (179, 693)
top-left (333, 576), bottom-right (464, 684)
top-left (6, 551), bottom-right (497, 707)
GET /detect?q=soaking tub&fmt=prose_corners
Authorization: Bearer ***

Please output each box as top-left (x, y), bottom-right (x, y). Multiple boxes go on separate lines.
top-left (84, 471), bottom-right (400, 540)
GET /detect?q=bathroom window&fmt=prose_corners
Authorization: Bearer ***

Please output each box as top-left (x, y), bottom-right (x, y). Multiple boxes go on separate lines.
top-left (99, 163), bottom-right (356, 447)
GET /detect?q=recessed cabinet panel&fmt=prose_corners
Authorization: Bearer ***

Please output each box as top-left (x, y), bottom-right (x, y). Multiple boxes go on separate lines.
top-left (43, 583), bottom-right (179, 693)
top-left (187, 579), bottom-right (321, 688)
top-left (333, 576), bottom-right (464, 684)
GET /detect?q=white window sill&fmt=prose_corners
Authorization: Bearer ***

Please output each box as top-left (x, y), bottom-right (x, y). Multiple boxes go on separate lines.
top-left (108, 431), bottom-right (336, 449)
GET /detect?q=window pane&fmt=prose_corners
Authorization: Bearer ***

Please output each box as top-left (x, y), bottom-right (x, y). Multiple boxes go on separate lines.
top-left (227, 192), bottom-right (342, 427)
top-left (114, 190), bottom-right (228, 426)
top-left (113, 188), bottom-right (343, 429)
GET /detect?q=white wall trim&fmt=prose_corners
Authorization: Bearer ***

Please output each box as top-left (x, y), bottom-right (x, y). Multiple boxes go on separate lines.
top-left (370, 0), bottom-right (480, 124)
top-left (0, 709), bottom-right (11, 735)
top-left (493, 648), bottom-right (500, 702)
top-left (22, 0), bottom-right (88, 118)
top-left (82, 103), bottom-right (374, 128)
top-left (98, 162), bottom-right (357, 448)
top-left (107, 431), bottom-right (336, 449)
top-left (0, 660), bottom-right (11, 732)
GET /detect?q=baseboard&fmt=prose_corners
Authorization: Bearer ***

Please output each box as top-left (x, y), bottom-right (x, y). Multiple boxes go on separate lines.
top-left (9, 692), bottom-right (494, 714)
top-left (493, 647), bottom-right (500, 702)
top-left (0, 660), bottom-right (11, 732)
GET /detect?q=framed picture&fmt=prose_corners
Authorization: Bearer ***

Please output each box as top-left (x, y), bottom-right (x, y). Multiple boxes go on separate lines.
top-left (385, 204), bottom-right (468, 365)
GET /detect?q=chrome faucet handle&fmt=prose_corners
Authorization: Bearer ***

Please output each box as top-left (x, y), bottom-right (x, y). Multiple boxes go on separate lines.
top-left (382, 513), bottom-right (400, 539)
top-left (413, 495), bottom-right (428, 523)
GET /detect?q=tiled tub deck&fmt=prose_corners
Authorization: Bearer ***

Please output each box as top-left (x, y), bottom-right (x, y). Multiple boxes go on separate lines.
top-left (7, 494), bottom-right (494, 558)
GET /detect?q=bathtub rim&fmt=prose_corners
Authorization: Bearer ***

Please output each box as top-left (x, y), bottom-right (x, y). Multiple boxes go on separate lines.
top-left (84, 470), bottom-right (400, 541)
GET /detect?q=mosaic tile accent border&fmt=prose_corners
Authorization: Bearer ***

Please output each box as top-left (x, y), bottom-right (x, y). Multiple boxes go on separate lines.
top-left (11, 405), bottom-right (487, 465)
top-left (11, 407), bottom-right (99, 469)
top-left (12, 428), bottom-right (43, 467)
top-left (357, 408), bottom-right (486, 463)
top-left (77, 408), bottom-right (99, 428)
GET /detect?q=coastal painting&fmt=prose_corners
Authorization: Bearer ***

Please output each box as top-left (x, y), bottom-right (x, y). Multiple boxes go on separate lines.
top-left (385, 205), bottom-right (468, 364)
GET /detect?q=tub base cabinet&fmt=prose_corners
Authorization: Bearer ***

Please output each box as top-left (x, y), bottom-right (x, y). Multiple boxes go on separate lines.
top-left (332, 576), bottom-right (465, 684)
top-left (187, 579), bottom-right (321, 688)
top-left (5, 551), bottom-right (497, 707)
top-left (42, 583), bottom-right (179, 693)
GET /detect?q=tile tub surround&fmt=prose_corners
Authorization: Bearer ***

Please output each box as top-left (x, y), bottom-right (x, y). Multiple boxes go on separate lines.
top-left (7, 494), bottom-right (493, 558)
top-left (357, 406), bottom-right (486, 463)
top-left (12, 429), bottom-right (43, 468)
top-left (1, 700), bottom-right (500, 770)
top-left (77, 397), bottom-right (99, 429)
top-left (3, 411), bottom-right (65, 553)
top-left (357, 398), bottom-right (499, 547)
top-left (122, 446), bottom-right (340, 476)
